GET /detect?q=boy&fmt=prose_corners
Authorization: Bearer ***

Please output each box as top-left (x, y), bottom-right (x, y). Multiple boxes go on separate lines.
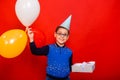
top-left (27, 15), bottom-right (73, 80)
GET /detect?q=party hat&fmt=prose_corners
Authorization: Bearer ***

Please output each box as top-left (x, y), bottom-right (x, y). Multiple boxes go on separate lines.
top-left (60, 14), bottom-right (72, 30)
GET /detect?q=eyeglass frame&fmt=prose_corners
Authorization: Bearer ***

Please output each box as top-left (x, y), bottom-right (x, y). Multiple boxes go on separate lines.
top-left (56, 32), bottom-right (69, 37)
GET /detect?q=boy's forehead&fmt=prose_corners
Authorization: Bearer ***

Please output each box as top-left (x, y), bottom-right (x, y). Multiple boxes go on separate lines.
top-left (57, 28), bottom-right (68, 32)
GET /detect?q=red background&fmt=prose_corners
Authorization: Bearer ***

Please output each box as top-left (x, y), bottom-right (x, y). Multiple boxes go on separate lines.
top-left (0, 0), bottom-right (120, 80)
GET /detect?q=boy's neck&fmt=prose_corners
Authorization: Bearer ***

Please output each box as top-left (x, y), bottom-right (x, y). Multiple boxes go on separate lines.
top-left (55, 42), bottom-right (65, 47)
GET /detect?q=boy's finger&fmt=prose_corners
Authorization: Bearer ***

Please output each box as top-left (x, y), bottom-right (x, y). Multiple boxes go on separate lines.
top-left (25, 27), bottom-right (29, 32)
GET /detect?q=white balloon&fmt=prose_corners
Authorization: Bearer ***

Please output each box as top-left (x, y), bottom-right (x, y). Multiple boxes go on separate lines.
top-left (15, 0), bottom-right (40, 27)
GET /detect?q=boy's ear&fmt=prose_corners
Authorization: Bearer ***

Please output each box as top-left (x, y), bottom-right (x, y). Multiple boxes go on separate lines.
top-left (67, 35), bottom-right (69, 40)
top-left (54, 32), bottom-right (56, 37)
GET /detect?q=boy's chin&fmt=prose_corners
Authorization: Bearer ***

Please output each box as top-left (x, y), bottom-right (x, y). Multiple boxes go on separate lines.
top-left (59, 42), bottom-right (65, 45)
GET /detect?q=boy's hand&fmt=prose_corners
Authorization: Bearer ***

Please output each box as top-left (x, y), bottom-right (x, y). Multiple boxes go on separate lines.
top-left (26, 27), bottom-right (34, 42)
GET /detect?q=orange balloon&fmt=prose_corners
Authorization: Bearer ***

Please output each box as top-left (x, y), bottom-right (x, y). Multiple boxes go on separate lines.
top-left (0, 37), bottom-right (2, 54)
top-left (0, 29), bottom-right (27, 58)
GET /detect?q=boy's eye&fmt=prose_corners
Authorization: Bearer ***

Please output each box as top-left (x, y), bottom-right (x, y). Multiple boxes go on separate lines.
top-left (56, 33), bottom-right (68, 37)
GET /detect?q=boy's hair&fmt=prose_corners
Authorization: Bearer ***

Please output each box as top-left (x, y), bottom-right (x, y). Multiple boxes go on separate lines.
top-left (55, 26), bottom-right (70, 35)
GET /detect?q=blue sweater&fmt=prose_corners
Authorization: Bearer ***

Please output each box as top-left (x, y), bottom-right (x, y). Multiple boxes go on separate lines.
top-left (30, 42), bottom-right (72, 78)
top-left (47, 44), bottom-right (72, 78)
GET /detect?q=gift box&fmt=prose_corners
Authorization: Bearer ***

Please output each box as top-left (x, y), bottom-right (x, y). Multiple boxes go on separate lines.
top-left (72, 61), bottom-right (95, 73)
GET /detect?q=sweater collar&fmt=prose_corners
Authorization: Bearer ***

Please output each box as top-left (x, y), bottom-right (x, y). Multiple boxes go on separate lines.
top-left (55, 43), bottom-right (65, 48)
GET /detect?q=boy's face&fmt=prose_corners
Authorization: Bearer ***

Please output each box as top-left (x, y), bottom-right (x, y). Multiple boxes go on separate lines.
top-left (54, 28), bottom-right (69, 46)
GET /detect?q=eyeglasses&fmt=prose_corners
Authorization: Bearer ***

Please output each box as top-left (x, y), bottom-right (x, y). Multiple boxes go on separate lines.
top-left (56, 33), bottom-right (68, 37)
